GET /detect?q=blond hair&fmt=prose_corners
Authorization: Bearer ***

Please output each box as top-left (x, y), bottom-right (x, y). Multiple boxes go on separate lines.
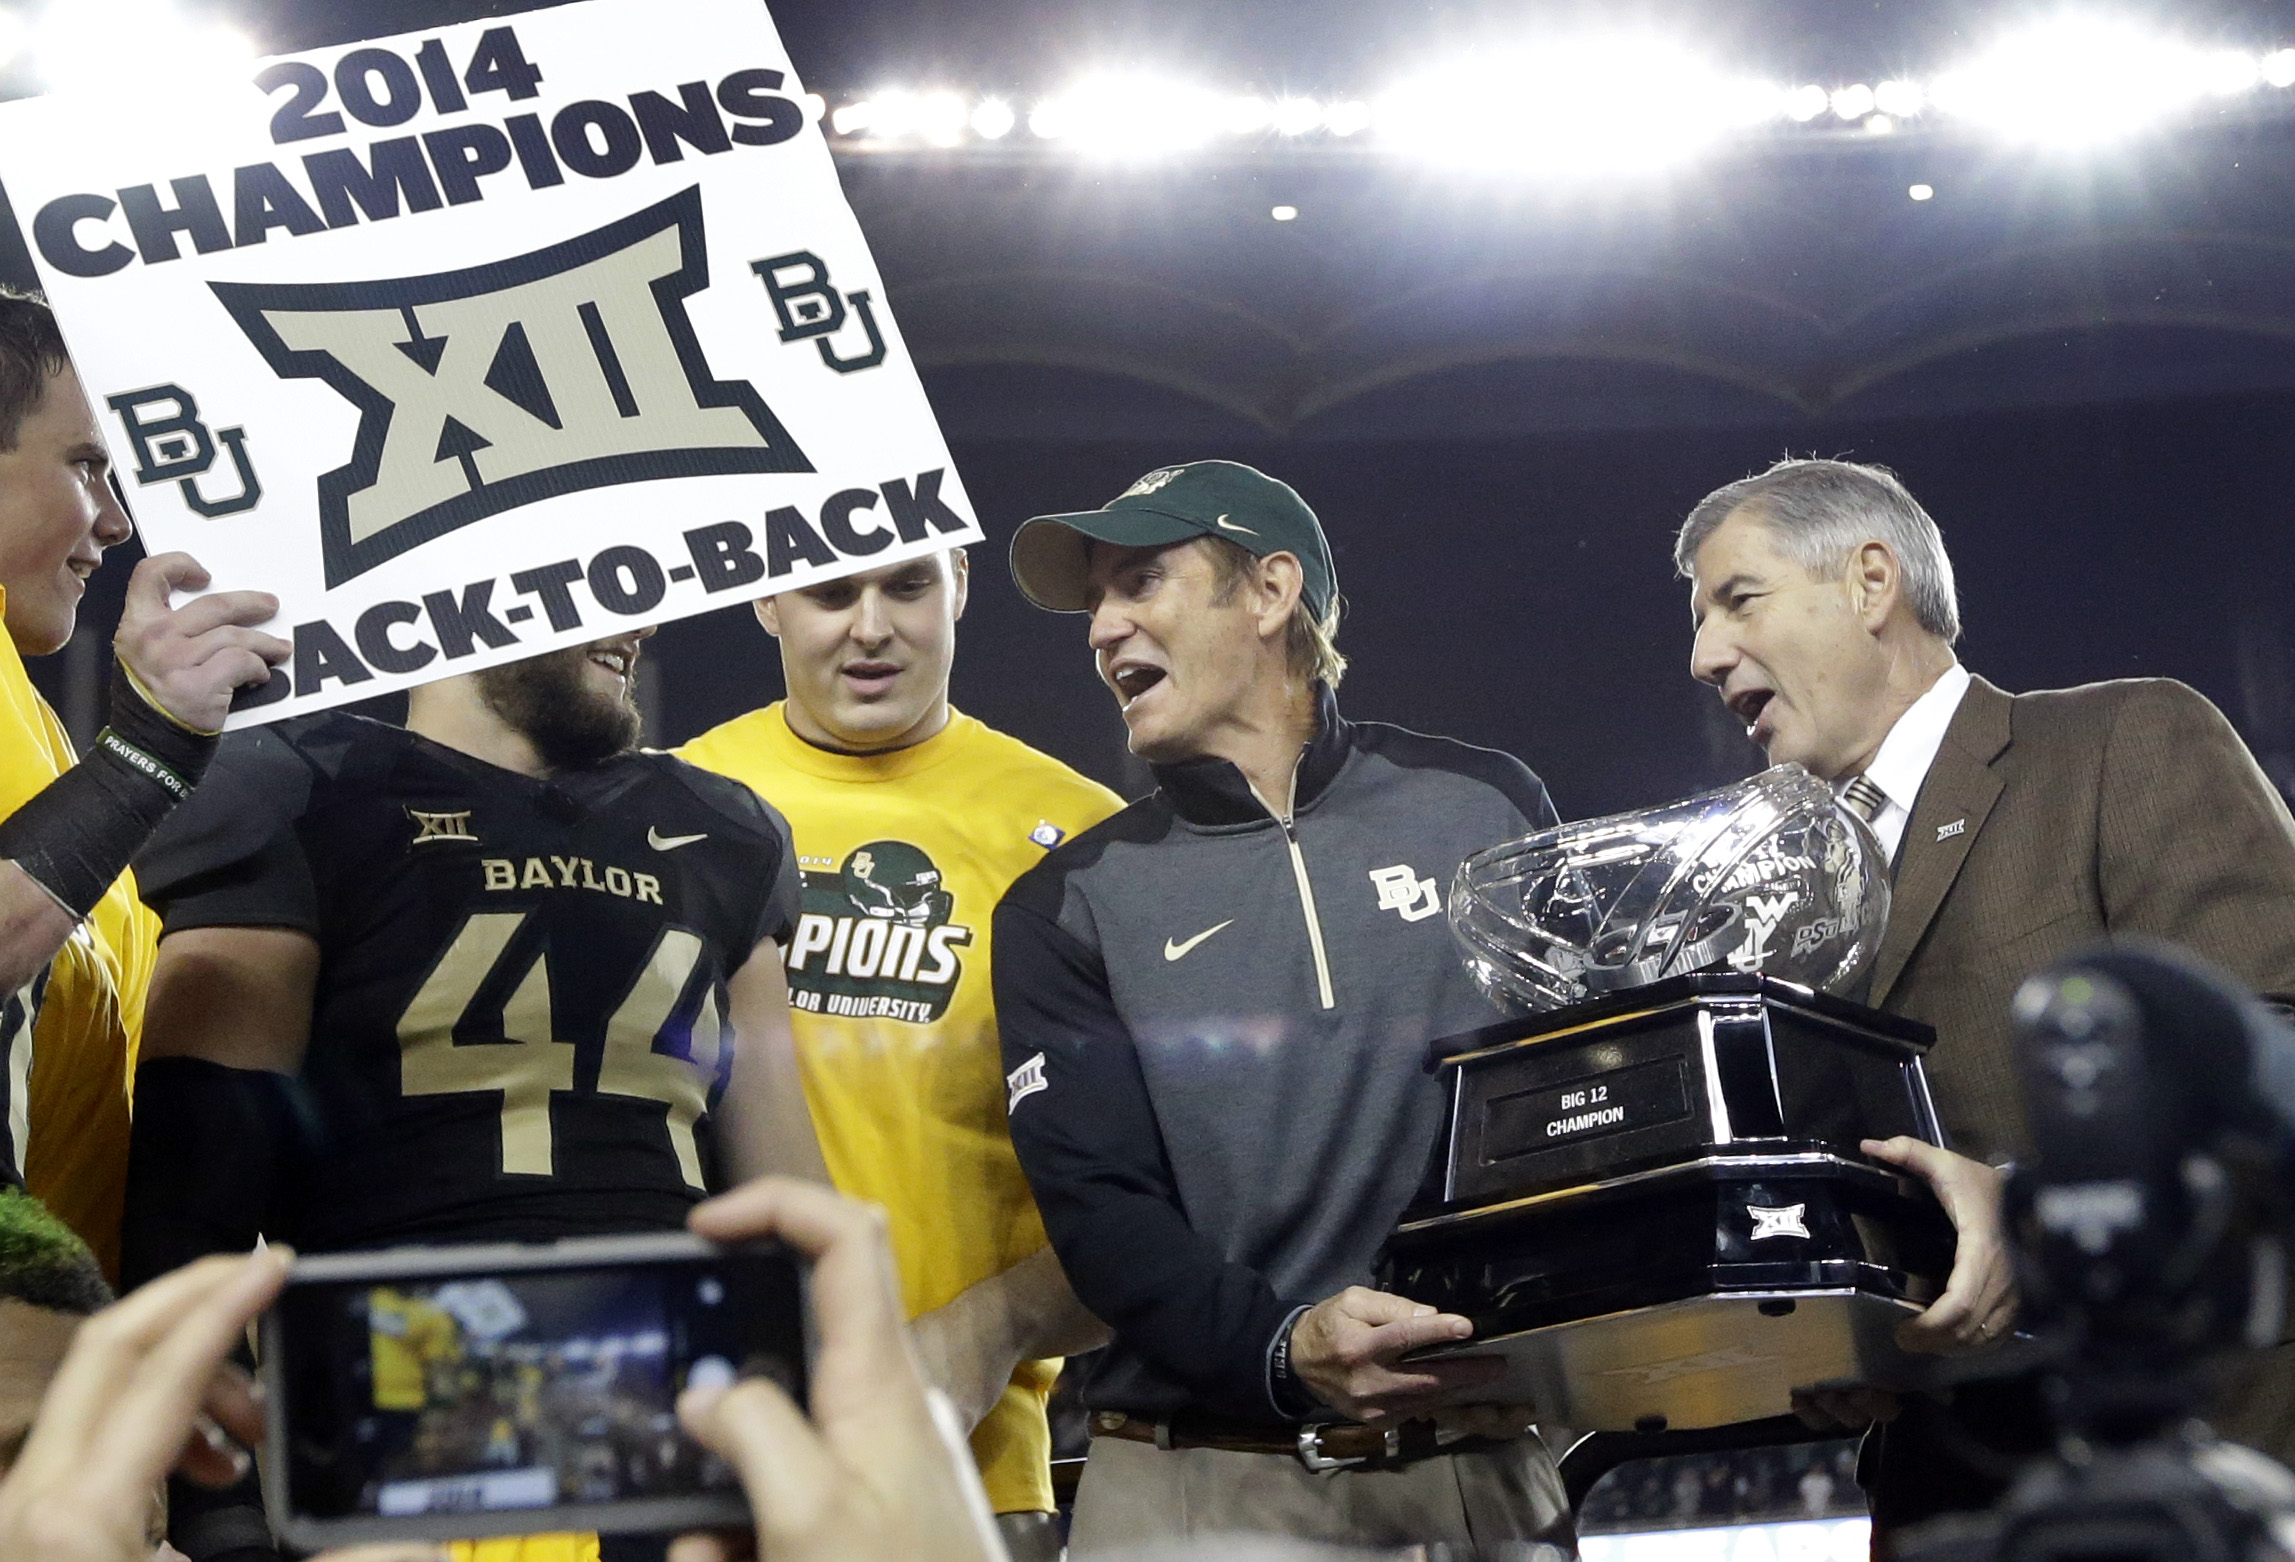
top-left (1200, 537), bottom-right (1348, 689)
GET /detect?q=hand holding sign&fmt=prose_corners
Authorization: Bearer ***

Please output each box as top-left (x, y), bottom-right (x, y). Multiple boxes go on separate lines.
top-left (115, 553), bottom-right (289, 733)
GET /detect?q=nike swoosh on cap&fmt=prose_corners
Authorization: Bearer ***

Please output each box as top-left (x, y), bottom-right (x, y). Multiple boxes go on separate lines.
top-left (648, 827), bottom-right (708, 851)
top-left (1164, 919), bottom-right (1235, 961)
top-left (1212, 514), bottom-right (1257, 536)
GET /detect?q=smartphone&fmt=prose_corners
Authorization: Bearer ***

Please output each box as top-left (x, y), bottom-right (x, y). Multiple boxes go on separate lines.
top-left (260, 1231), bottom-right (808, 1550)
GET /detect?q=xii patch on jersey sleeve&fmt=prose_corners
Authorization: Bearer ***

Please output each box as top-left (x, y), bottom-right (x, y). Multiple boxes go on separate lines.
top-left (0, 0), bottom-right (981, 727)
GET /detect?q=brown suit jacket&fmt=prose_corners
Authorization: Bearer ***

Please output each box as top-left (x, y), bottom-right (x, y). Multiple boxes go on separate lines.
top-left (1873, 672), bottom-right (2295, 1455)
top-left (1875, 673), bottom-right (2295, 1165)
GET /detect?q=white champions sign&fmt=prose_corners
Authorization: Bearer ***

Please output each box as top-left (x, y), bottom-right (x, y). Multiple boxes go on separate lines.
top-left (0, 0), bottom-right (979, 725)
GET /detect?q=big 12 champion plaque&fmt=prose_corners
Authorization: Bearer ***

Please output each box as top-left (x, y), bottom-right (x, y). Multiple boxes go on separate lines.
top-left (1377, 766), bottom-right (1985, 1432)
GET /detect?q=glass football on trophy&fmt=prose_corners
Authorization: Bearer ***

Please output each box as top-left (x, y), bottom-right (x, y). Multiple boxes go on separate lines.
top-left (1376, 765), bottom-right (2011, 1434)
top-left (1450, 763), bottom-right (1890, 1014)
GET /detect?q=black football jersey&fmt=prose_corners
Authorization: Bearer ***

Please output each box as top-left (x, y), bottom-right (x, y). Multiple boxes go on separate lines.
top-left (134, 712), bottom-right (800, 1252)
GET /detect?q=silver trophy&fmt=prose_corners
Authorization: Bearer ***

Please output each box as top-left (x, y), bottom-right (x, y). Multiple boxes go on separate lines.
top-left (1380, 766), bottom-right (1989, 1432)
top-left (1450, 763), bottom-right (1890, 1013)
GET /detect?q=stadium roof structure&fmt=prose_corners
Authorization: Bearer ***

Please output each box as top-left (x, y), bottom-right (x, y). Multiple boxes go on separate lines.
top-left (836, 120), bottom-right (2295, 441)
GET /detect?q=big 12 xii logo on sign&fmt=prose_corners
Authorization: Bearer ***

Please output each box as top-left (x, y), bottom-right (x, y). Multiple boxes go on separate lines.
top-left (216, 188), bottom-right (812, 587)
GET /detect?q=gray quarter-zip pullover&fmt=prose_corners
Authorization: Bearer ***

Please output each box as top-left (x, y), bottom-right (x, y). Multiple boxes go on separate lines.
top-left (995, 686), bottom-right (1556, 1420)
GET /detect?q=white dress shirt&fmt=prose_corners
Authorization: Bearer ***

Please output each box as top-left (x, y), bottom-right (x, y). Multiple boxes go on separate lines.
top-left (1837, 662), bottom-right (1972, 862)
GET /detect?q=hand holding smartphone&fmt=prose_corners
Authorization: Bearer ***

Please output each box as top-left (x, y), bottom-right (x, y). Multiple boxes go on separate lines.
top-left (261, 1232), bottom-right (810, 1551)
top-left (0, 1177), bottom-right (998, 1562)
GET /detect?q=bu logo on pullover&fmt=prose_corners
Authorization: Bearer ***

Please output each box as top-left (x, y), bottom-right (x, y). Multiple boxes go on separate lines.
top-left (1368, 863), bottom-right (1441, 922)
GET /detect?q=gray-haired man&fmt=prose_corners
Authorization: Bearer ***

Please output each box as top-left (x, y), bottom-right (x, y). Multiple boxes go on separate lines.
top-left (1677, 455), bottom-right (2295, 1534)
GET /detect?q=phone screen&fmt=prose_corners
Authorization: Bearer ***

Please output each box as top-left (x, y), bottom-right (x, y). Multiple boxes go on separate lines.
top-left (269, 1243), bottom-right (800, 1537)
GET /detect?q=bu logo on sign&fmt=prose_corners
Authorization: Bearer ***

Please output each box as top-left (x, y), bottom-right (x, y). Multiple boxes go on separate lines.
top-left (105, 384), bottom-right (262, 518)
top-left (753, 251), bottom-right (886, 374)
top-left (212, 186), bottom-right (813, 586)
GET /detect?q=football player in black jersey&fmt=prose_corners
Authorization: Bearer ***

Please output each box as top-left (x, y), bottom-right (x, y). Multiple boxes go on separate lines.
top-left (120, 629), bottom-right (826, 1562)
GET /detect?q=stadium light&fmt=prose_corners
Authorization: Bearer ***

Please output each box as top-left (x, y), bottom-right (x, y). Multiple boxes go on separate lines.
top-left (1374, 36), bottom-right (1787, 176)
top-left (1222, 95), bottom-right (1275, 135)
top-left (970, 98), bottom-right (1016, 139)
top-left (1028, 75), bottom-right (1235, 156)
top-left (1929, 16), bottom-right (2263, 145)
top-left (1785, 83), bottom-right (1828, 122)
top-left (1271, 96), bottom-right (1323, 136)
top-left (34, 0), bottom-right (252, 98)
top-left (1875, 78), bottom-right (1925, 115)
top-left (818, 19), bottom-right (2295, 161)
top-left (915, 90), bottom-right (968, 147)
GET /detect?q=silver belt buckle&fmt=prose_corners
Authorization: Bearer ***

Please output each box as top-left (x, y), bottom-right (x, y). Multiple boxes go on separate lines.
top-left (1294, 1424), bottom-right (1402, 1473)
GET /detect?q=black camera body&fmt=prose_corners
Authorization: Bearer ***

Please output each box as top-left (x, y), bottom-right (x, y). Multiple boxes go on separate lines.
top-left (1898, 943), bottom-right (2295, 1562)
top-left (1898, 1435), bottom-right (2295, 1562)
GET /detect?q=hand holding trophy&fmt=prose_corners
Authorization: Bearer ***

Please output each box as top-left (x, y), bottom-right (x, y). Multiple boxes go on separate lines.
top-left (1380, 765), bottom-right (2019, 1434)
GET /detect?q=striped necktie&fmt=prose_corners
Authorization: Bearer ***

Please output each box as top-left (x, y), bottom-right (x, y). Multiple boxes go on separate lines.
top-left (1841, 774), bottom-right (1888, 824)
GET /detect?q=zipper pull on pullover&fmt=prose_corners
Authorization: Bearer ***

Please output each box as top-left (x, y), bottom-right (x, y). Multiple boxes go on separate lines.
top-left (1249, 756), bottom-right (1336, 1011)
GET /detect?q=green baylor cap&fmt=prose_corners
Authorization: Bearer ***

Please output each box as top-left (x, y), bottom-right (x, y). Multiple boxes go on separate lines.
top-left (1009, 459), bottom-right (1337, 617)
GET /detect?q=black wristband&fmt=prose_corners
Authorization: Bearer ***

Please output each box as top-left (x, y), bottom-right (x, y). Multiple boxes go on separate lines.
top-left (1267, 1302), bottom-right (1320, 1420)
top-left (122, 1057), bottom-right (292, 1289)
top-left (0, 663), bottom-right (219, 919)
top-left (106, 658), bottom-right (224, 786)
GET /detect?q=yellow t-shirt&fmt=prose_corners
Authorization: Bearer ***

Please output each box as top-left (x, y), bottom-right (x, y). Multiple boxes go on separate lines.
top-left (0, 596), bottom-right (159, 1278)
top-left (451, 1539), bottom-right (596, 1562)
top-left (679, 704), bottom-right (1121, 1513)
top-left (367, 1288), bottom-right (465, 1412)
top-left (369, 1291), bottom-right (592, 1562)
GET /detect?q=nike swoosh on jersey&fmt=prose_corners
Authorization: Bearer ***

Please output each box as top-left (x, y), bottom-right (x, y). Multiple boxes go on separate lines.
top-left (648, 827), bottom-right (708, 851)
top-left (1164, 919), bottom-right (1235, 961)
top-left (1212, 514), bottom-right (1258, 536)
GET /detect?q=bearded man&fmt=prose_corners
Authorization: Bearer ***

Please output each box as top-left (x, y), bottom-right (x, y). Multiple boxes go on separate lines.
top-left (120, 633), bottom-right (827, 1562)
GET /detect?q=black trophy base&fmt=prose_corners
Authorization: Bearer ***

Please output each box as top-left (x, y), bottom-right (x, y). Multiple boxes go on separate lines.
top-left (1417, 1286), bottom-right (1921, 1433)
top-left (1380, 1151), bottom-right (1989, 1431)
top-left (1377, 977), bottom-right (1997, 1432)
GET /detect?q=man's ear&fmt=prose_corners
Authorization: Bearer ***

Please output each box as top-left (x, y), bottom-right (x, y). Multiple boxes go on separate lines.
top-left (1849, 540), bottom-right (1900, 631)
top-left (754, 595), bottom-right (781, 638)
top-left (949, 547), bottom-right (970, 623)
top-left (1255, 552), bottom-right (1305, 638)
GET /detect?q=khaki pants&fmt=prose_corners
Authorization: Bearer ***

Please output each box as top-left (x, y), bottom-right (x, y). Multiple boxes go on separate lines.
top-left (1068, 1434), bottom-right (1573, 1556)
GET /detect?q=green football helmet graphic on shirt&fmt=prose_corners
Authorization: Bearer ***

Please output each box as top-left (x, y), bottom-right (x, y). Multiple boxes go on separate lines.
top-left (840, 840), bottom-right (953, 927)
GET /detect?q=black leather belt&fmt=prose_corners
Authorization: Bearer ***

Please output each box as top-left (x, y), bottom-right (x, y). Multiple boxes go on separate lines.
top-left (1091, 1409), bottom-right (1495, 1472)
